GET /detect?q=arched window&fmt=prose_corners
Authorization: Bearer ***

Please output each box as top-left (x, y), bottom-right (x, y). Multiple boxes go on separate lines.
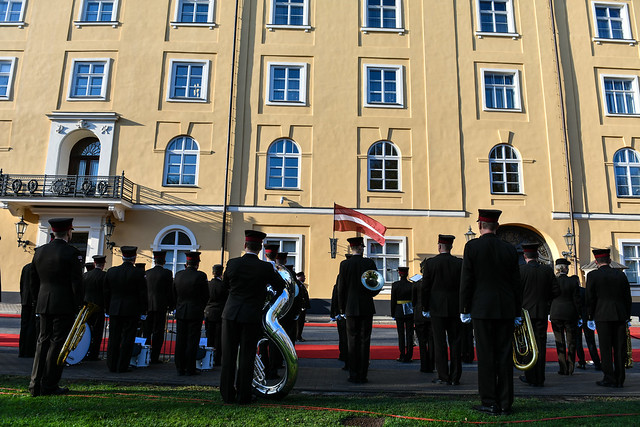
top-left (155, 226), bottom-right (198, 275)
top-left (489, 144), bottom-right (522, 194)
top-left (368, 141), bottom-right (400, 191)
top-left (68, 137), bottom-right (100, 176)
top-left (267, 138), bottom-right (300, 189)
top-left (614, 148), bottom-right (640, 197)
top-left (164, 136), bottom-right (199, 186)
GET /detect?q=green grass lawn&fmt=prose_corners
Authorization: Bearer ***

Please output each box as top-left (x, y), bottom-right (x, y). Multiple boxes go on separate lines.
top-left (1, 375), bottom-right (639, 426)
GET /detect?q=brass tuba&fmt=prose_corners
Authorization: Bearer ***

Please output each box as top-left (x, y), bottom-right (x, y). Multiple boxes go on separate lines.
top-left (361, 269), bottom-right (385, 292)
top-left (57, 302), bottom-right (99, 366)
top-left (512, 308), bottom-right (538, 371)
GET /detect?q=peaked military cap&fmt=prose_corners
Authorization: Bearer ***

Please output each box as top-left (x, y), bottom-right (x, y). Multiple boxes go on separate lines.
top-left (347, 236), bottom-right (364, 247)
top-left (438, 234), bottom-right (455, 245)
top-left (477, 209), bottom-right (502, 223)
top-left (120, 246), bottom-right (138, 257)
top-left (48, 217), bottom-right (74, 232)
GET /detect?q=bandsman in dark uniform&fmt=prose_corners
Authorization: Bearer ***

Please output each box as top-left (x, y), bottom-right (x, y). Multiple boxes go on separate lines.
top-left (29, 217), bottom-right (83, 396)
top-left (19, 262), bottom-right (38, 358)
top-left (143, 250), bottom-right (174, 364)
top-left (330, 253), bottom-right (351, 370)
top-left (519, 243), bottom-right (559, 387)
top-left (412, 276), bottom-right (434, 373)
top-left (84, 262), bottom-right (95, 272)
top-left (586, 248), bottom-right (632, 388)
top-left (83, 254), bottom-right (107, 361)
top-left (460, 209), bottom-right (521, 416)
top-left (296, 271), bottom-right (310, 342)
top-left (220, 230), bottom-right (286, 404)
top-left (173, 251), bottom-right (208, 376)
top-left (257, 244), bottom-right (281, 379)
top-left (337, 236), bottom-right (381, 384)
top-left (205, 264), bottom-right (227, 366)
top-left (576, 281), bottom-right (601, 370)
top-left (422, 234), bottom-right (463, 385)
top-left (390, 266), bottom-right (414, 363)
top-left (104, 246), bottom-right (147, 373)
top-left (550, 258), bottom-right (581, 375)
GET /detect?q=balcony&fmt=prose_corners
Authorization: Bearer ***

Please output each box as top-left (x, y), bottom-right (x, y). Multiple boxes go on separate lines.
top-left (0, 171), bottom-right (134, 220)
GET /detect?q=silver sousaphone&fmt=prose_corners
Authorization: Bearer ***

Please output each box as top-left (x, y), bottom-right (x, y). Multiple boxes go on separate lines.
top-left (361, 269), bottom-right (385, 292)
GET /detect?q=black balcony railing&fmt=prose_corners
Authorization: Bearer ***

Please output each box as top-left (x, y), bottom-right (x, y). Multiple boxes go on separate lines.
top-left (0, 171), bottom-right (134, 203)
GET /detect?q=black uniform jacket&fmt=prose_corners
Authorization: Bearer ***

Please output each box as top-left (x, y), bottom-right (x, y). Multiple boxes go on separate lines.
top-left (412, 279), bottom-right (426, 325)
top-left (104, 262), bottom-right (147, 317)
top-left (586, 265), bottom-right (632, 322)
top-left (330, 281), bottom-right (340, 318)
top-left (20, 263), bottom-right (35, 306)
top-left (337, 254), bottom-right (380, 317)
top-left (520, 260), bottom-right (560, 319)
top-left (460, 233), bottom-right (522, 319)
top-left (550, 274), bottom-right (581, 321)
top-left (204, 277), bottom-right (228, 322)
top-left (222, 253), bottom-right (286, 324)
top-left (173, 267), bottom-right (209, 321)
top-left (422, 253), bottom-right (463, 318)
top-left (390, 277), bottom-right (413, 318)
top-left (30, 239), bottom-right (83, 315)
top-left (83, 268), bottom-right (107, 308)
top-left (146, 265), bottom-right (174, 312)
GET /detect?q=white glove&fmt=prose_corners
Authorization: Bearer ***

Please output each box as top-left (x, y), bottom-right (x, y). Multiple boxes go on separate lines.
top-left (587, 320), bottom-right (596, 331)
top-left (140, 314), bottom-right (147, 320)
top-left (422, 311), bottom-right (431, 318)
top-left (330, 317), bottom-right (336, 322)
top-left (104, 314), bottom-right (109, 318)
top-left (514, 317), bottom-right (523, 327)
top-left (460, 313), bottom-right (471, 324)
top-left (577, 319), bottom-right (583, 328)
top-left (628, 320), bottom-right (632, 328)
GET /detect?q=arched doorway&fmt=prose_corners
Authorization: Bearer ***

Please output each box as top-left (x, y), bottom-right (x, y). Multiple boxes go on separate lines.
top-left (497, 225), bottom-right (552, 265)
top-left (68, 137), bottom-right (100, 176)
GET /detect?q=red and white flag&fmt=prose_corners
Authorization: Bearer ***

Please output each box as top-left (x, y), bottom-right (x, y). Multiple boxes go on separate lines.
top-left (333, 203), bottom-right (387, 246)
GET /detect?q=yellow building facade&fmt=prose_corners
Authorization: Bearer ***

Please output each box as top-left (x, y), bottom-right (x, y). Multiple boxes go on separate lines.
top-left (0, 0), bottom-right (638, 313)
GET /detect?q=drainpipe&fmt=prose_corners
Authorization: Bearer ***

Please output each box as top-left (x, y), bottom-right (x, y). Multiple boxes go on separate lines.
top-left (221, 0), bottom-right (241, 265)
top-left (548, 0), bottom-right (577, 273)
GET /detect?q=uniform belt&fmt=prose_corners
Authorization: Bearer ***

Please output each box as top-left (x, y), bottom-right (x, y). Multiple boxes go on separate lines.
top-left (396, 300), bottom-right (411, 304)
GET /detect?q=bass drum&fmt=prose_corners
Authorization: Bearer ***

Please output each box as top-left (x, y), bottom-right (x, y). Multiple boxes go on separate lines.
top-left (65, 323), bottom-right (91, 365)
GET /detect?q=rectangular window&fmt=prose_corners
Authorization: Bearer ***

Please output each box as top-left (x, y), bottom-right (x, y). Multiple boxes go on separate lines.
top-left (620, 242), bottom-right (640, 284)
top-left (365, 237), bottom-right (406, 294)
top-left (593, 2), bottom-right (632, 41)
top-left (365, 0), bottom-right (401, 29)
top-left (81, 0), bottom-right (116, 22)
top-left (476, 0), bottom-right (516, 35)
top-left (266, 62), bottom-right (307, 105)
top-left (0, 0), bottom-right (25, 23)
top-left (263, 235), bottom-right (302, 272)
top-left (364, 64), bottom-right (404, 108)
top-left (482, 69), bottom-right (521, 111)
top-left (168, 60), bottom-right (209, 102)
top-left (268, 0), bottom-right (309, 30)
top-left (0, 58), bottom-right (16, 100)
top-left (176, 0), bottom-right (214, 23)
top-left (603, 76), bottom-right (639, 115)
top-left (68, 60), bottom-right (110, 100)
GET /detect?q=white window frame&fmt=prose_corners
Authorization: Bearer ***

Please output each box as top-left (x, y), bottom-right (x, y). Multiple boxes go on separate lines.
top-left (67, 59), bottom-right (111, 101)
top-left (489, 144), bottom-right (523, 194)
top-left (152, 225), bottom-right (200, 276)
top-left (364, 236), bottom-right (407, 295)
top-left (481, 68), bottom-right (522, 112)
top-left (266, 0), bottom-right (311, 32)
top-left (363, 64), bottom-right (404, 108)
top-left (475, 0), bottom-right (519, 39)
top-left (163, 136), bottom-right (200, 187)
top-left (262, 234), bottom-right (303, 273)
top-left (170, 0), bottom-right (217, 29)
top-left (74, 0), bottom-right (119, 28)
top-left (0, 57), bottom-right (17, 101)
top-left (361, 0), bottom-right (405, 35)
top-left (0, 0), bottom-right (26, 28)
top-left (618, 239), bottom-right (640, 289)
top-left (601, 74), bottom-right (640, 117)
top-left (592, 1), bottom-right (635, 45)
top-left (613, 148), bottom-right (640, 197)
top-left (266, 138), bottom-right (301, 190)
top-left (367, 140), bottom-right (401, 192)
top-left (166, 59), bottom-right (210, 103)
top-left (266, 62), bottom-right (308, 106)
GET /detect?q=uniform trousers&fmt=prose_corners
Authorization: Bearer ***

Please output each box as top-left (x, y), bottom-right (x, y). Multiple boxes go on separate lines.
top-left (550, 319), bottom-right (577, 375)
top-left (220, 318), bottom-right (261, 404)
top-left (143, 311), bottom-right (167, 363)
top-left (415, 320), bottom-right (434, 373)
top-left (19, 304), bottom-right (38, 358)
top-left (346, 315), bottom-right (373, 381)
top-left (524, 318), bottom-right (548, 386)
top-left (106, 316), bottom-right (138, 373)
top-left (336, 317), bottom-right (348, 363)
top-left (394, 313), bottom-right (414, 361)
top-left (576, 324), bottom-right (601, 368)
top-left (460, 322), bottom-right (475, 363)
top-left (29, 314), bottom-right (74, 396)
top-left (473, 318), bottom-right (514, 412)
top-left (175, 318), bottom-right (203, 375)
top-left (431, 316), bottom-right (462, 383)
top-left (86, 309), bottom-right (105, 360)
top-left (205, 318), bottom-right (223, 365)
top-left (296, 310), bottom-right (307, 340)
top-left (596, 320), bottom-right (627, 386)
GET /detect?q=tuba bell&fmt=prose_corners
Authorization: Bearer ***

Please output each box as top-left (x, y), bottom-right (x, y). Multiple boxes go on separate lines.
top-left (57, 302), bottom-right (99, 366)
top-left (512, 308), bottom-right (538, 371)
top-left (361, 269), bottom-right (385, 292)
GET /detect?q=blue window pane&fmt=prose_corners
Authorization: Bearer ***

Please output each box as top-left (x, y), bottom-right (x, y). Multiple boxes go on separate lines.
top-left (166, 175), bottom-right (180, 185)
top-left (184, 154), bottom-right (197, 164)
top-left (494, 1), bottom-right (507, 12)
top-left (191, 66), bottom-right (203, 76)
top-left (268, 177), bottom-right (280, 187)
top-left (183, 165), bottom-right (196, 175)
top-left (486, 88), bottom-right (495, 108)
top-left (182, 175), bottom-right (195, 185)
top-left (270, 157), bottom-right (283, 167)
top-left (168, 165), bottom-right (181, 175)
top-left (284, 157), bottom-right (298, 167)
top-left (93, 64), bottom-right (104, 74)
top-left (610, 8), bottom-right (621, 18)
top-left (0, 63), bottom-right (11, 73)
top-left (284, 178), bottom-right (297, 187)
top-left (169, 154), bottom-right (182, 163)
top-left (284, 168), bottom-right (297, 178)
top-left (287, 90), bottom-right (299, 101)
top-left (77, 64), bottom-right (91, 74)
top-left (479, 1), bottom-right (492, 11)
top-left (595, 7), bottom-right (606, 17)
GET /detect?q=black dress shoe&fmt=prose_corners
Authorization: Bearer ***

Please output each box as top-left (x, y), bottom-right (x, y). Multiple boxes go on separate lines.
top-left (594, 365), bottom-right (602, 371)
top-left (420, 369), bottom-right (433, 373)
top-left (238, 395), bottom-right (257, 405)
top-left (596, 380), bottom-right (616, 387)
top-left (185, 371), bottom-right (201, 376)
top-left (449, 381), bottom-right (460, 386)
top-left (43, 387), bottom-right (70, 396)
top-left (341, 365), bottom-right (349, 371)
top-left (359, 378), bottom-right (368, 384)
top-left (472, 404), bottom-right (499, 415)
top-left (577, 363), bottom-right (586, 370)
top-left (500, 409), bottom-right (512, 416)
top-left (177, 370), bottom-right (186, 376)
top-left (396, 357), bottom-right (404, 362)
top-left (519, 375), bottom-right (529, 385)
top-left (347, 377), bottom-right (359, 383)
top-left (432, 379), bottom-right (447, 385)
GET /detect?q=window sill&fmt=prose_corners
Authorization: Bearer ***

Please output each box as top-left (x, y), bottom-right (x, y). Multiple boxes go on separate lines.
top-left (605, 113), bottom-right (640, 118)
top-left (490, 192), bottom-right (525, 196)
top-left (266, 100), bottom-right (307, 106)
top-left (483, 107), bottom-right (523, 113)
top-left (616, 195), bottom-right (640, 199)
top-left (0, 21), bottom-right (25, 29)
top-left (475, 31), bottom-right (520, 40)
top-left (266, 24), bottom-right (312, 33)
top-left (162, 184), bottom-right (199, 188)
top-left (66, 96), bottom-right (108, 101)
top-left (265, 187), bottom-right (301, 191)
top-left (364, 103), bottom-right (404, 109)
top-left (367, 189), bottom-right (402, 193)
top-left (360, 27), bottom-right (405, 35)
top-left (73, 21), bottom-right (120, 29)
top-left (170, 21), bottom-right (217, 29)
top-left (166, 98), bottom-right (208, 103)
top-left (593, 37), bottom-right (636, 46)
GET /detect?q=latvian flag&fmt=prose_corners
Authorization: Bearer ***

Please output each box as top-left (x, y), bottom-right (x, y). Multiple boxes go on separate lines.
top-left (333, 203), bottom-right (387, 246)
